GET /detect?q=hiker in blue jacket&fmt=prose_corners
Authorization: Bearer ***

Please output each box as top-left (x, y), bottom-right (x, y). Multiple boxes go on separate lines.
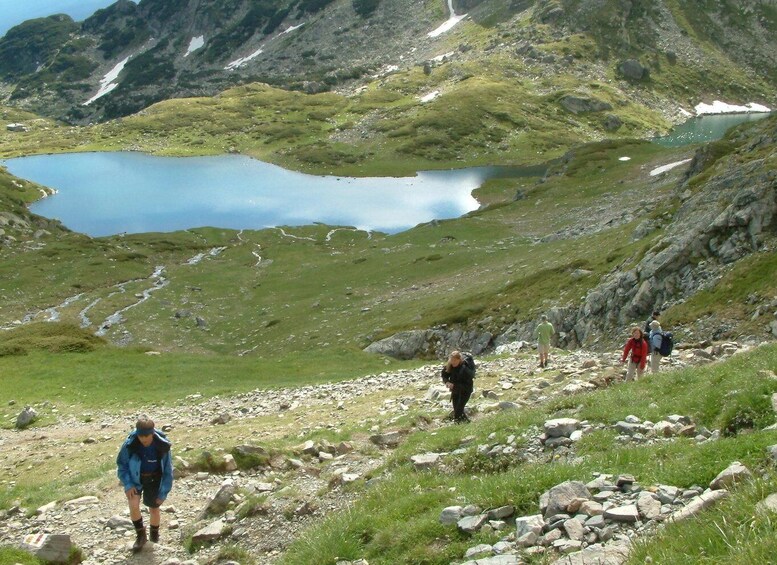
top-left (116, 416), bottom-right (173, 553)
top-left (648, 320), bottom-right (664, 374)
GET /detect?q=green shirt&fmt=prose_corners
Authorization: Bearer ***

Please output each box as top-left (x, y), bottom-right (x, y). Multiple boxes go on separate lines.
top-left (536, 321), bottom-right (554, 345)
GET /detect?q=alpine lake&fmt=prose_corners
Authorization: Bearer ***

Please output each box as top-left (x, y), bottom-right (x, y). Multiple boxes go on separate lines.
top-left (3, 112), bottom-right (770, 237)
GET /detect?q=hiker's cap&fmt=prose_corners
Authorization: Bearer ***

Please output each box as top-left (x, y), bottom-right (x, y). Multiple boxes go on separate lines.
top-left (650, 320), bottom-right (661, 329)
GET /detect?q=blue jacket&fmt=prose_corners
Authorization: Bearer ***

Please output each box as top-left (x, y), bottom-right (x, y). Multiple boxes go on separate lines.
top-left (116, 429), bottom-right (173, 501)
top-left (649, 330), bottom-right (663, 353)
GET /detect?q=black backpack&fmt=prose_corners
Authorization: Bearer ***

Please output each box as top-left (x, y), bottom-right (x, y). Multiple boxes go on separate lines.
top-left (463, 354), bottom-right (476, 377)
top-left (658, 331), bottom-right (674, 356)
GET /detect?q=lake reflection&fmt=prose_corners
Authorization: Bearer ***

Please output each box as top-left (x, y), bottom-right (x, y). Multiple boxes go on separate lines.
top-left (3, 153), bottom-right (501, 237)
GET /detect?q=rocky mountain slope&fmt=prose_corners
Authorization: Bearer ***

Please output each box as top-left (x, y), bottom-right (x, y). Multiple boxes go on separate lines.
top-left (0, 0), bottom-right (775, 124)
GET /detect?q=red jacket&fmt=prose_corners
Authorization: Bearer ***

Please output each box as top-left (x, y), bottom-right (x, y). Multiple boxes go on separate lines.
top-left (622, 337), bottom-right (648, 369)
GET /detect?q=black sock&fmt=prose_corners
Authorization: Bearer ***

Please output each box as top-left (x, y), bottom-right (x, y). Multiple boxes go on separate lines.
top-left (132, 518), bottom-right (144, 531)
top-left (150, 525), bottom-right (159, 542)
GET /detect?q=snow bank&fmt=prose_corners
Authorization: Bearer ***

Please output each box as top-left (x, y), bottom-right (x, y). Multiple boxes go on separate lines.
top-left (226, 47), bottom-right (264, 70)
top-left (618, 157), bottom-right (631, 161)
top-left (420, 91), bottom-right (440, 103)
top-left (428, 0), bottom-right (467, 37)
top-left (280, 23), bottom-right (304, 35)
top-left (650, 158), bottom-right (692, 177)
top-left (695, 101), bottom-right (771, 115)
top-left (185, 36), bottom-right (205, 57)
top-left (431, 51), bottom-right (454, 63)
top-left (83, 56), bottom-right (131, 105)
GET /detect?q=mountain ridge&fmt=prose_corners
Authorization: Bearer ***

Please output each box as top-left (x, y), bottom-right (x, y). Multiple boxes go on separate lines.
top-left (0, 0), bottom-right (775, 127)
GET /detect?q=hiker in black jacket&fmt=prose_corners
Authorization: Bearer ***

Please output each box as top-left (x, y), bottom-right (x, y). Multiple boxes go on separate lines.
top-left (441, 350), bottom-right (476, 423)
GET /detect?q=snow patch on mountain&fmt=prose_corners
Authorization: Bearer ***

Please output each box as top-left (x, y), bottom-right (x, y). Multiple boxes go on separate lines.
top-left (695, 101), bottom-right (771, 115)
top-left (280, 23), bottom-right (304, 35)
top-left (83, 56), bottom-right (131, 105)
top-left (185, 36), bottom-right (205, 57)
top-left (226, 47), bottom-right (264, 70)
top-left (428, 0), bottom-right (467, 37)
top-left (650, 158), bottom-right (692, 177)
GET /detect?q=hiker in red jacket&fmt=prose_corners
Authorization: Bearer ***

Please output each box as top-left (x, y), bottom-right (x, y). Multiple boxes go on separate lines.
top-left (621, 326), bottom-right (648, 381)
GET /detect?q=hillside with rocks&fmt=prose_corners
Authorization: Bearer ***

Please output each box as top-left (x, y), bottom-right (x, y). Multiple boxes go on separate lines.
top-left (3, 339), bottom-right (776, 564)
top-left (0, 0), bottom-right (774, 126)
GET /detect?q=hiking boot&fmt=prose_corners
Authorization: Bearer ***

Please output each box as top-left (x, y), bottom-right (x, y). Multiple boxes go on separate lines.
top-left (132, 528), bottom-right (147, 553)
top-left (149, 525), bottom-right (159, 543)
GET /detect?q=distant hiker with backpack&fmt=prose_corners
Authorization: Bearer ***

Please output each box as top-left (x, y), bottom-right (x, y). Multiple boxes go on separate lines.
top-left (441, 350), bottom-right (476, 423)
top-left (649, 319), bottom-right (665, 373)
top-left (621, 326), bottom-right (648, 381)
top-left (644, 310), bottom-right (660, 339)
top-left (117, 416), bottom-right (174, 553)
top-left (536, 314), bottom-right (554, 368)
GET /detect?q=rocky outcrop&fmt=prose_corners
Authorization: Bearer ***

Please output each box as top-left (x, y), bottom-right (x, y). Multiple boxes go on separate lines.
top-left (364, 328), bottom-right (493, 359)
top-left (364, 118), bottom-right (776, 358)
top-left (559, 95), bottom-right (613, 114)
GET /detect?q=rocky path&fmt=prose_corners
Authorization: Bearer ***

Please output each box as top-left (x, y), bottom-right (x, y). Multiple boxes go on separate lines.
top-left (0, 343), bottom-right (750, 564)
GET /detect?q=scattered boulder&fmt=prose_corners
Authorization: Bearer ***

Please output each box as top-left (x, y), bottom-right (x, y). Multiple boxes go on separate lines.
top-left (200, 483), bottom-right (236, 518)
top-left (369, 431), bottom-right (402, 447)
top-left (16, 406), bottom-right (37, 429)
top-left (709, 461), bottom-right (752, 490)
top-left (191, 519), bottom-right (226, 543)
top-left (19, 533), bottom-right (74, 563)
top-left (559, 95), bottom-right (613, 114)
top-left (541, 481), bottom-right (591, 519)
top-left (618, 59), bottom-right (650, 80)
top-left (411, 452), bottom-right (441, 470)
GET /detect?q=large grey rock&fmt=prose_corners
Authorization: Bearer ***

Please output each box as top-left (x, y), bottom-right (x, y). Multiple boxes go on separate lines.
top-left (563, 518), bottom-right (586, 541)
top-left (710, 461), bottom-right (753, 490)
top-left (16, 406), bottom-right (37, 428)
top-left (560, 95), bottom-right (612, 114)
top-left (191, 519), bottom-right (226, 543)
top-left (19, 534), bottom-right (74, 563)
top-left (515, 514), bottom-right (545, 538)
top-left (542, 481), bottom-right (591, 518)
top-left (544, 418), bottom-right (580, 438)
top-left (411, 452), bottom-right (441, 470)
top-left (440, 506), bottom-right (463, 525)
top-left (603, 505), bottom-right (639, 523)
top-left (637, 492), bottom-right (662, 520)
top-left (618, 59), bottom-right (649, 80)
top-left (364, 328), bottom-right (492, 360)
top-left (369, 431), bottom-right (402, 447)
top-left (200, 483), bottom-right (236, 518)
top-left (458, 514), bottom-right (489, 533)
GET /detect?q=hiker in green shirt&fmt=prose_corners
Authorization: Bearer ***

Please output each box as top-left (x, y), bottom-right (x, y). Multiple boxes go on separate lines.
top-left (536, 314), bottom-right (554, 368)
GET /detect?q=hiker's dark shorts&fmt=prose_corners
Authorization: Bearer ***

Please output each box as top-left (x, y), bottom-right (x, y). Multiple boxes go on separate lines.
top-left (139, 473), bottom-right (162, 508)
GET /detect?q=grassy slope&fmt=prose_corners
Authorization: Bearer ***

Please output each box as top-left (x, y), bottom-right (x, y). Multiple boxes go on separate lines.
top-left (0, 138), bottom-right (686, 363)
top-left (280, 344), bottom-right (777, 565)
